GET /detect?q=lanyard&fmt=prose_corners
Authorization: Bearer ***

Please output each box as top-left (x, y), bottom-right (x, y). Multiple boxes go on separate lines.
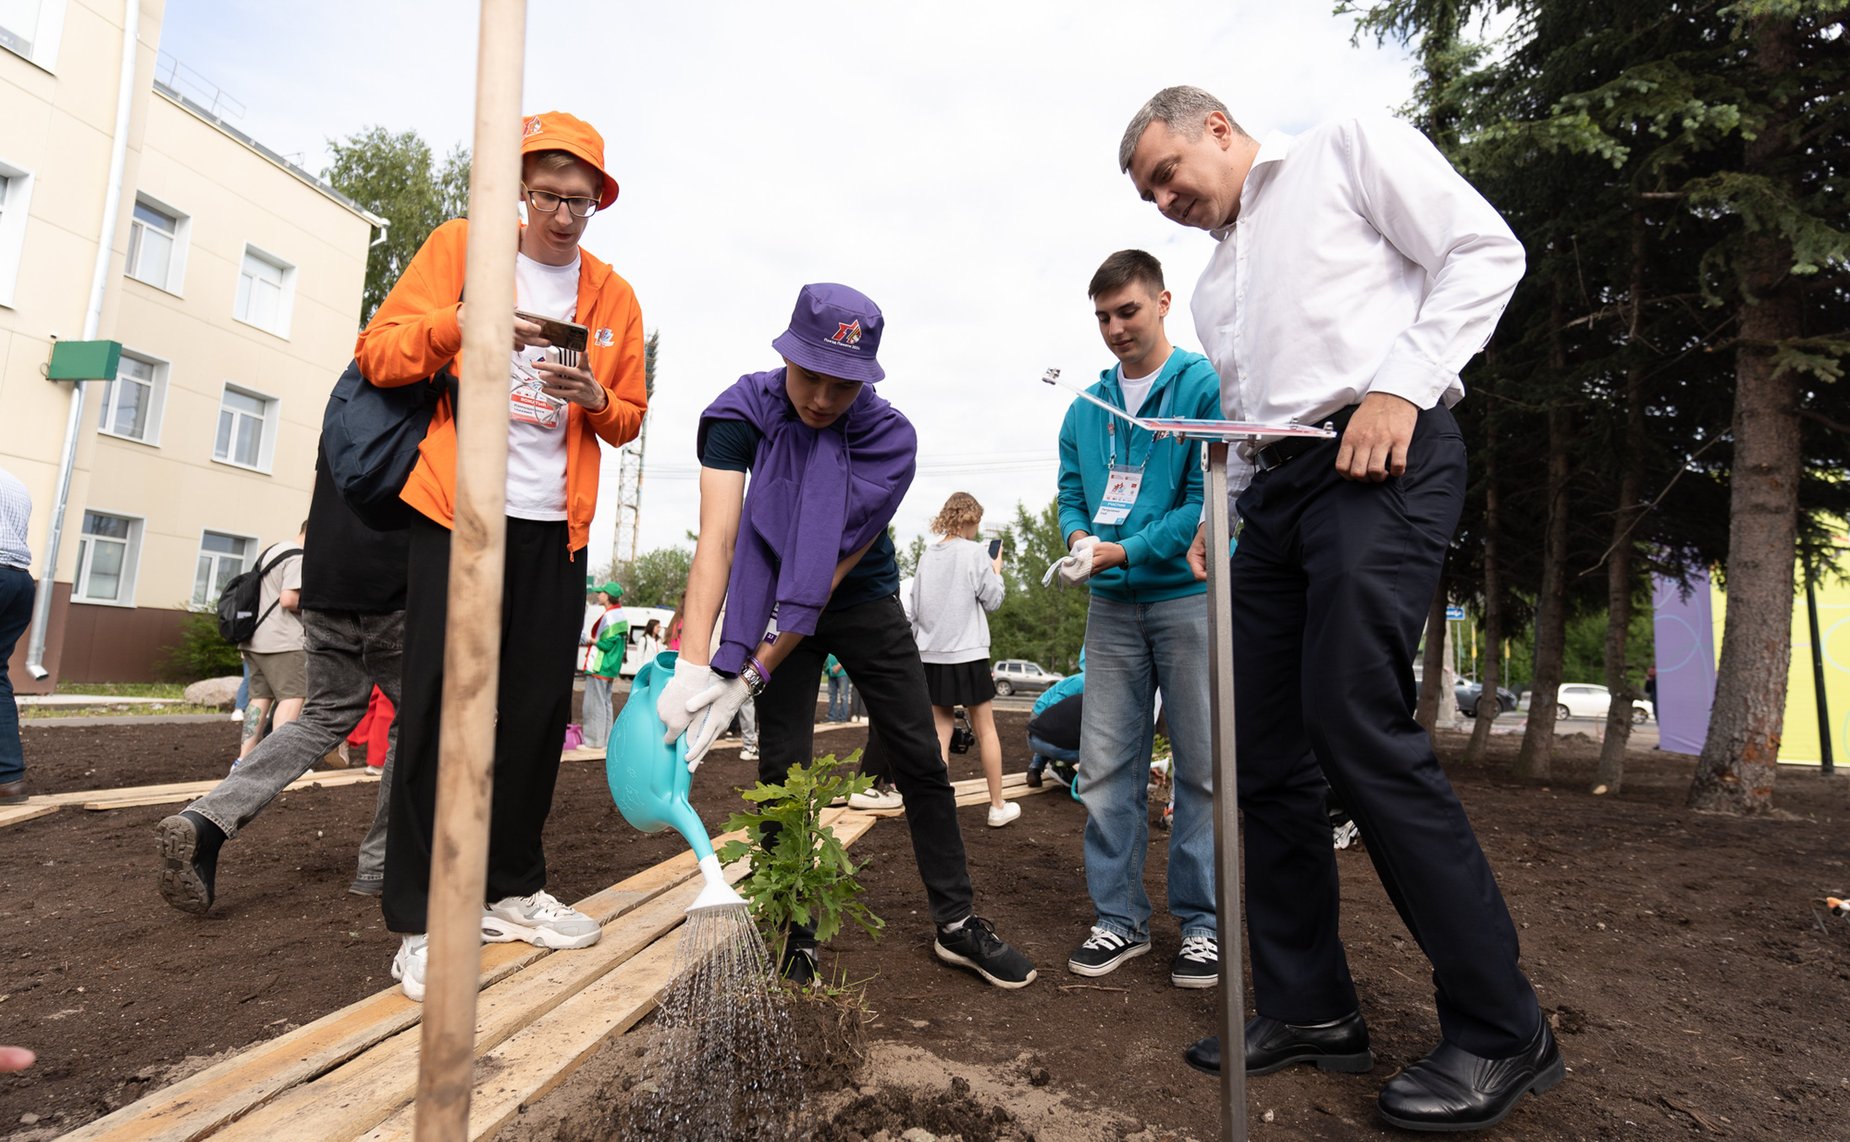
top-left (1105, 375), bottom-right (1172, 471)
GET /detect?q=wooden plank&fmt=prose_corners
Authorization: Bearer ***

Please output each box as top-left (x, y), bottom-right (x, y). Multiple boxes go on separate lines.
top-left (28, 769), bottom-right (381, 813)
top-left (859, 777), bottom-right (1055, 818)
top-left (60, 852), bottom-right (709, 1142)
top-left (354, 912), bottom-right (686, 1140)
top-left (0, 802), bottom-right (57, 828)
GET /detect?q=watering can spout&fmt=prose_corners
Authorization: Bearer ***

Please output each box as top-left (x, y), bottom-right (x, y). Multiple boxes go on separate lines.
top-left (689, 853), bottom-right (748, 912)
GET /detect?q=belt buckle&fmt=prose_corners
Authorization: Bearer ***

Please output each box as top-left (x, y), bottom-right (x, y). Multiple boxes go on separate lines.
top-left (1252, 442), bottom-right (1285, 473)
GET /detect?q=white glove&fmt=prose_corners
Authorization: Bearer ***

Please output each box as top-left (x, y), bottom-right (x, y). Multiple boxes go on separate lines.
top-left (1059, 535), bottom-right (1099, 587)
top-left (683, 673), bottom-right (751, 770)
top-left (657, 658), bottom-right (714, 745)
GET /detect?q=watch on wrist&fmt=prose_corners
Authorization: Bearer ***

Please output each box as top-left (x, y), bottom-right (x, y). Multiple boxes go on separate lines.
top-left (741, 656), bottom-right (771, 697)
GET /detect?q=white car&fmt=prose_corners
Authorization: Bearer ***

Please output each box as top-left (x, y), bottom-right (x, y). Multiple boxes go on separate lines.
top-left (1555, 683), bottom-right (1654, 724)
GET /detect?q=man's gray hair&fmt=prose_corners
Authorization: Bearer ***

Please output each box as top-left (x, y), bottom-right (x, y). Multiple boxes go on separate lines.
top-left (1117, 86), bottom-right (1245, 172)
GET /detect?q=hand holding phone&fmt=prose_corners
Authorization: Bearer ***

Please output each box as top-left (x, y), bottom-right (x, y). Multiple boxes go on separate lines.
top-left (987, 538), bottom-right (1004, 560)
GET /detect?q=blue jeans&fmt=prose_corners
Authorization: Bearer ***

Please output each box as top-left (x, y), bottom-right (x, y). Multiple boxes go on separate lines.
top-left (0, 567), bottom-right (34, 784)
top-left (1077, 592), bottom-right (1215, 942)
top-left (827, 675), bottom-right (849, 721)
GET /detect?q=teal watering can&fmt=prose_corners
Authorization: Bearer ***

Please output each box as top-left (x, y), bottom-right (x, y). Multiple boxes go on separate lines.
top-left (607, 650), bottom-right (746, 912)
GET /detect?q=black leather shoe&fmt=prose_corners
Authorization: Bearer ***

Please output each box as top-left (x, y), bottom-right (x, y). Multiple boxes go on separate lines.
top-left (1184, 1011), bottom-right (1374, 1077)
top-left (1377, 1022), bottom-right (1564, 1132)
top-left (157, 811), bottom-right (224, 914)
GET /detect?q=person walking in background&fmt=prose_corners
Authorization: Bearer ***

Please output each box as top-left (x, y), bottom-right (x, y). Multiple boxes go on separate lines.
top-left (236, 525), bottom-right (307, 768)
top-left (0, 465), bottom-right (35, 805)
top-left (911, 492), bottom-right (1015, 827)
top-left (636, 617), bottom-right (664, 663)
top-left (581, 580), bottom-right (626, 750)
top-left (360, 109), bottom-right (648, 1001)
top-left (1120, 85), bottom-right (1553, 1130)
top-left (1055, 249), bottom-right (1222, 990)
top-left (824, 653), bottom-right (849, 722)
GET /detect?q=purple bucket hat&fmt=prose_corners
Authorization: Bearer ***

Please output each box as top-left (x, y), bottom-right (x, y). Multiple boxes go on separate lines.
top-left (771, 283), bottom-right (886, 383)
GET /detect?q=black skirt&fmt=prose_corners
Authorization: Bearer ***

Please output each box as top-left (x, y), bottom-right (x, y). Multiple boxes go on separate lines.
top-left (923, 658), bottom-right (996, 707)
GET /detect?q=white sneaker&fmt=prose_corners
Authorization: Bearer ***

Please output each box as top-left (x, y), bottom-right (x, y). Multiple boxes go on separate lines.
top-left (848, 784), bottom-right (904, 811)
top-left (481, 890), bottom-right (601, 949)
top-left (391, 934), bottom-right (428, 1002)
top-left (986, 801), bottom-right (1021, 828)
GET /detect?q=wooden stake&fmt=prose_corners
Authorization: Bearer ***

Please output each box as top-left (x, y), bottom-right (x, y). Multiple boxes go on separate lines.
top-left (414, 2), bottom-right (524, 1138)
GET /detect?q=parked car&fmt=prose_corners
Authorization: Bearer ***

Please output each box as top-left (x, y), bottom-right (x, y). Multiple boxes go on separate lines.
top-left (1455, 679), bottom-right (1519, 719)
top-left (991, 659), bottom-right (1062, 697)
top-left (1555, 682), bottom-right (1654, 724)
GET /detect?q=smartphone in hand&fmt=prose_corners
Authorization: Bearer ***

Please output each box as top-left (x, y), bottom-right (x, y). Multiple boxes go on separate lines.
top-left (987, 538), bottom-right (1003, 560)
top-left (513, 310), bottom-right (589, 353)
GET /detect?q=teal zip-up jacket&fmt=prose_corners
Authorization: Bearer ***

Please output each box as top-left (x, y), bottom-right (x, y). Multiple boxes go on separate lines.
top-left (1056, 348), bottom-right (1222, 603)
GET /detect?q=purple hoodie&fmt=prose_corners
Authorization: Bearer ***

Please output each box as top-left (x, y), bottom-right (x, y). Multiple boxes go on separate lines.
top-left (698, 368), bottom-right (917, 675)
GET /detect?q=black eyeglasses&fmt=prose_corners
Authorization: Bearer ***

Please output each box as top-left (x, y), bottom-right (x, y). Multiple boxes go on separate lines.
top-left (522, 183), bottom-right (598, 218)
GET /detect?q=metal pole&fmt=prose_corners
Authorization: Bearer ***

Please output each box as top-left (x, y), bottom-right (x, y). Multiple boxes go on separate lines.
top-left (1803, 546), bottom-right (1834, 775)
top-left (413, 1), bottom-right (524, 1137)
top-left (1202, 440), bottom-right (1247, 1141)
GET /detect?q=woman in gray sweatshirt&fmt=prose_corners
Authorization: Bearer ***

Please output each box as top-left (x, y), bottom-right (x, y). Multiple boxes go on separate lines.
top-left (911, 492), bottom-right (1016, 826)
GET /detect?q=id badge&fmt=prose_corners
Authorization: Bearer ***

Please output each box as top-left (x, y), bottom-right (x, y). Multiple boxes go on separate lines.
top-left (508, 355), bottom-right (565, 429)
top-left (1093, 464), bottom-right (1144, 525)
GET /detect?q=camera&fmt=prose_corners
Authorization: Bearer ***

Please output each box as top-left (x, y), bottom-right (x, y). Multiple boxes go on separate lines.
top-left (948, 706), bottom-right (976, 754)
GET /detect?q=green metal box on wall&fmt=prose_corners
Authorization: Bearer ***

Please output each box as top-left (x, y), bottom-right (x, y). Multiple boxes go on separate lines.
top-left (47, 340), bottom-right (122, 381)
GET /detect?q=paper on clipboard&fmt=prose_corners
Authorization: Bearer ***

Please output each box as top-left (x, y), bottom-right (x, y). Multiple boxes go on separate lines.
top-left (1040, 367), bottom-right (1338, 444)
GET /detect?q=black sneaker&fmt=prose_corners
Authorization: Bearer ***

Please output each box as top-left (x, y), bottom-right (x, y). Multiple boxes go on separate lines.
top-left (934, 916), bottom-right (1037, 989)
top-left (1067, 925), bottom-right (1150, 977)
top-left (1025, 759), bottom-right (1046, 788)
top-left (157, 810), bottom-right (224, 914)
top-left (1171, 934), bottom-right (1219, 988)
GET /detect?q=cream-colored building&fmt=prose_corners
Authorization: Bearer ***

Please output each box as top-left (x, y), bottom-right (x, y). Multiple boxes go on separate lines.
top-left (1, 0), bottom-right (383, 685)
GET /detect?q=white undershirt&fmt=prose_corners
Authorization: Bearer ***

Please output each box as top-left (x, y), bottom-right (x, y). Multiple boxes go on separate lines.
top-left (507, 252), bottom-right (578, 520)
top-left (1117, 361), bottom-right (1160, 417)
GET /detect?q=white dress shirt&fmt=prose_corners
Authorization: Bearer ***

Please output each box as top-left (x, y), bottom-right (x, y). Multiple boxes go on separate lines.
top-left (1191, 116), bottom-right (1525, 494)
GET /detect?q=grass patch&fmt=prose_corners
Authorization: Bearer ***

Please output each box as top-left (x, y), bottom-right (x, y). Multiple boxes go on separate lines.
top-left (57, 682), bottom-right (190, 699)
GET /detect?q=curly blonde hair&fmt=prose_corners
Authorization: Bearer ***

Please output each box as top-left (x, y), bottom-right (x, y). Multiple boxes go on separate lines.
top-left (930, 492), bottom-right (984, 537)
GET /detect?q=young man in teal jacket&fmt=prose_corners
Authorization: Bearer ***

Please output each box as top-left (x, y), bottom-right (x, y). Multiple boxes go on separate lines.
top-left (1056, 249), bottom-right (1222, 988)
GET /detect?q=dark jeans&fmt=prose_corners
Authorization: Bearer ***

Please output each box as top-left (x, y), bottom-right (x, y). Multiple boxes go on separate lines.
top-left (382, 516), bottom-right (581, 934)
top-left (755, 594), bottom-right (973, 926)
top-left (0, 567), bottom-right (34, 784)
top-left (188, 608), bottom-right (402, 882)
top-left (1230, 404), bottom-right (1540, 1058)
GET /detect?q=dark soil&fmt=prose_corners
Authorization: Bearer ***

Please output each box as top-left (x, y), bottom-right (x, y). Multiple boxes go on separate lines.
top-left (2, 706), bottom-right (1848, 1140)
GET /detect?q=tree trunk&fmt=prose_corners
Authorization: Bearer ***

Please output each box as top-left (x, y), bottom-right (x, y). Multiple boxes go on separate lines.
top-left (1516, 294), bottom-right (1574, 780)
top-left (1416, 578), bottom-right (1449, 734)
top-left (1688, 16), bottom-right (1802, 814)
top-left (1595, 209), bottom-right (1650, 792)
top-left (1466, 400), bottom-right (1503, 764)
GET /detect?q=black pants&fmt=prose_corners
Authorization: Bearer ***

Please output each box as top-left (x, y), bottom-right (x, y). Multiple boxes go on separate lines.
top-left (754, 594), bottom-right (973, 926)
top-left (382, 515), bottom-right (582, 933)
top-left (1231, 404), bottom-right (1540, 1058)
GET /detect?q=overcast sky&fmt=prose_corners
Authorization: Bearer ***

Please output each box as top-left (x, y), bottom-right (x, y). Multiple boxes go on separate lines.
top-left (160, 1), bottom-right (1422, 572)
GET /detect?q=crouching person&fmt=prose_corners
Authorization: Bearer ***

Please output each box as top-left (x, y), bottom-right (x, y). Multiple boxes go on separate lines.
top-left (661, 283), bottom-right (1036, 989)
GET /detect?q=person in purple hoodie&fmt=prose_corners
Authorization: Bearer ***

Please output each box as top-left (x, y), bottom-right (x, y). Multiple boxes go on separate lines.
top-left (659, 283), bottom-right (1036, 990)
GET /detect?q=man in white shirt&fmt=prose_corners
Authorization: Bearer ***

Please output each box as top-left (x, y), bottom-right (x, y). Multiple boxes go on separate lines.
top-left (1119, 86), bottom-right (1558, 1133)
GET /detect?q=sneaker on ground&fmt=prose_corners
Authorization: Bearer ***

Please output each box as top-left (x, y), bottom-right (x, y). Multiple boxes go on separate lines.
top-left (740, 748), bottom-right (759, 762)
top-left (848, 783), bottom-right (903, 811)
top-left (986, 800), bottom-right (1021, 828)
top-left (933, 915), bottom-right (1037, 989)
top-left (1067, 925), bottom-right (1151, 977)
top-left (1025, 761), bottom-right (1045, 788)
top-left (1171, 933), bottom-right (1219, 988)
top-left (481, 889), bottom-right (601, 949)
top-left (392, 934), bottom-right (428, 1002)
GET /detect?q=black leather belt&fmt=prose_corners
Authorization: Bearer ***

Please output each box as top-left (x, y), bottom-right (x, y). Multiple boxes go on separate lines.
top-left (1249, 405), bottom-right (1357, 473)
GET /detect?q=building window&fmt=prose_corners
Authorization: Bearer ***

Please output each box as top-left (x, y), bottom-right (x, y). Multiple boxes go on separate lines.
top-left (126, 197), bottom-right (188, 292)
top-left (234, 246), bottom-right (294, 337)
top-left (95, 351), bottom-right (165, 443)
top-left (192, 531), bottom-right (253, 607)
top-left (0, 161), bottom-right (32, 307)
top-left (214, 385), bottom-right (275, 470)
top-left (74, 510), bottom-right (140, 604)
top-left (0, 0), bottom-right (66, 69)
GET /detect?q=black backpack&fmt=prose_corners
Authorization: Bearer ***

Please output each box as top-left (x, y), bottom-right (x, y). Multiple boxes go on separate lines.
top-left (320, 360), bottom-right (456, 531)
top-left (215, 545), bottom-right (301, 645)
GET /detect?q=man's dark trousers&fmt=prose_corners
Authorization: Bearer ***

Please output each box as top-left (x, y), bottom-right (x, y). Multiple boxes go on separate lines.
top-left (1229, 403), bottom-right (1540, 1058)
top-left (753, 594), bottom-right (974, 926)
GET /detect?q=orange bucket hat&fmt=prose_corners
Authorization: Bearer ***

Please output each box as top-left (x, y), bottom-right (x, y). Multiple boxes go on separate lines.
top-left (520, 111), bottom-right (620, 209)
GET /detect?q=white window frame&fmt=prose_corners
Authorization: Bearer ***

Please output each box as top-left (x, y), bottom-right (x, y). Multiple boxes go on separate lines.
top-left (94, 348), bottom-right (167, 445)
top-left (124, 193), bottom-right (190, 294)
top-left (212, 383), bottom-right (279, 472)
top-left (0, 0), bottom-right (67, 71)
top-left (0, 159), bottom-right (34, 309)
top-left (233, 244), bottom-right (296, 338)
top-left (72, 509), bottom-right (142, 606)
top-left (192, 530), bottom-right (256, 608)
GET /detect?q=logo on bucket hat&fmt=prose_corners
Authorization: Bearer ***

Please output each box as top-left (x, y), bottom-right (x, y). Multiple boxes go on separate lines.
top-left (772, 284), bottom-right (886, 383)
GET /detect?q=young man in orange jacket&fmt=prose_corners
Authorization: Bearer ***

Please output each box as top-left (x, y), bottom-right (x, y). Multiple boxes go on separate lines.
top-left (354, 110), bottom-right (647, 1001)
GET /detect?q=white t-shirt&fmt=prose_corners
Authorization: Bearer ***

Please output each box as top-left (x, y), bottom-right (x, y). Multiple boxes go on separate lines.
top-left (507, 252), bottom-right (578, 520)
top-left (1117, 363), bottom-right (1159, 417)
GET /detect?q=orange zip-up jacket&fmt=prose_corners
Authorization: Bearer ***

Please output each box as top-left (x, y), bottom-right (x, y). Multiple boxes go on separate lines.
top-left (353, 218), bottom-right (647, 553)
